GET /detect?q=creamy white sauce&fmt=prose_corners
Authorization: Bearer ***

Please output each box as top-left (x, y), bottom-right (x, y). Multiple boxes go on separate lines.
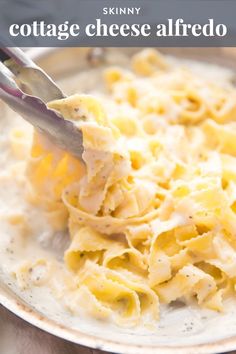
top-left (1, 53), bottom-right (236, 347)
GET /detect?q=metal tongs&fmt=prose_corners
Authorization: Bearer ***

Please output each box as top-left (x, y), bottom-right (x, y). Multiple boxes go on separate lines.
top-left (0, 47), bottom-right (83, 159)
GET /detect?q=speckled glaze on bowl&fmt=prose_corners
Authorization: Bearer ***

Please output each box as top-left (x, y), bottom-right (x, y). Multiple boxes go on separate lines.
top-left (1, 47), bottom-right (236, 354)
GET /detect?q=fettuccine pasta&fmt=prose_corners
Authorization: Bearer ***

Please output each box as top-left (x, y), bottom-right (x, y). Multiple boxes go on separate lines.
top-left (22, 49), bottom-right (236, 326)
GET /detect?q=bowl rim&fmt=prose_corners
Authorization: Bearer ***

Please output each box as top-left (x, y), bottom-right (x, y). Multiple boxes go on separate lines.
top-left (1, 283), bottom-right (236, 354)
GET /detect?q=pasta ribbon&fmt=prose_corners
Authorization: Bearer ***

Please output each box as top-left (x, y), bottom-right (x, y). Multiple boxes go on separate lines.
top-left (24, 49), bottom-right (236, 325)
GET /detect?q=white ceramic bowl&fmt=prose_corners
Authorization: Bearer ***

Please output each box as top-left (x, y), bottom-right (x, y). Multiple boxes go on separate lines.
top-left (1, 48), bottom-right (236, 354)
